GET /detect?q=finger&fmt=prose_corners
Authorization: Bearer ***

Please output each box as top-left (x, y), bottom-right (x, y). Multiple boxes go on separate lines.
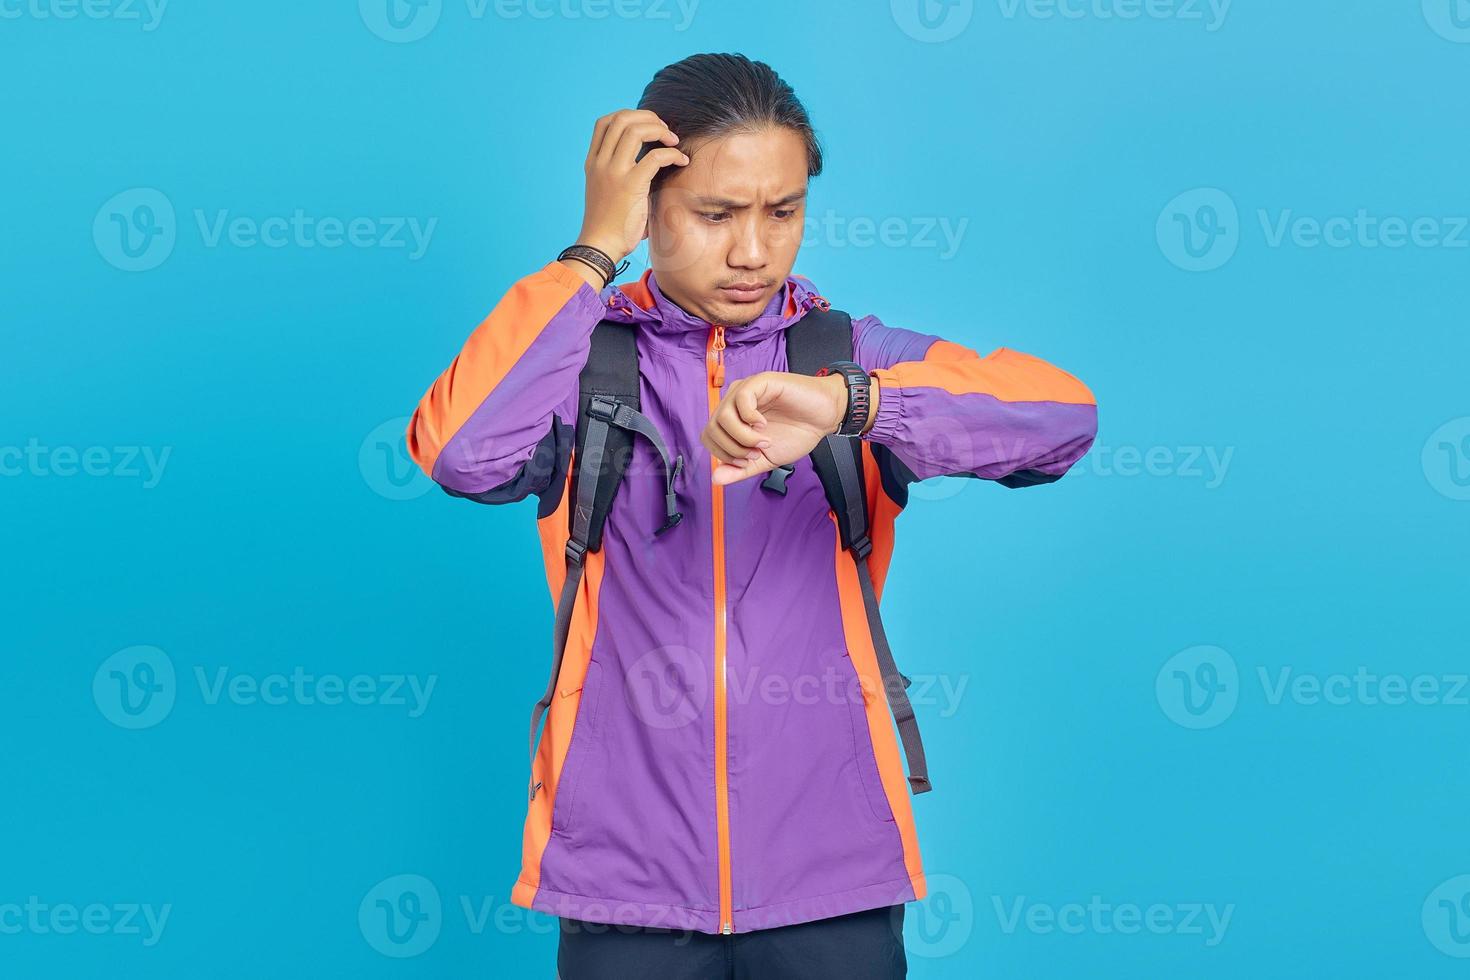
top-left (590, 111), bottom-right (649, 166)
top-left (712, 399), bottom-right (767, 451)
top-left (595, 110), bottom-right (655, 157)
top-left (631, 147), bottom-right (690, 183)
top-left (597, 111), bottom-right (673, 165)
top-left (609, 121), bottom-right (679, 170)
top-left (732, 384), bottom-right (768, 430)
top-left (704, 416), bottom-right (764, 465)
top-left (699, 427), bottom-right (730, 464)
top-left (702, 422), bottom-right (752, 465)
top-left (713, 455), bottom-right (776, 487)
top-left (588, 112), bottom-right (617, 167)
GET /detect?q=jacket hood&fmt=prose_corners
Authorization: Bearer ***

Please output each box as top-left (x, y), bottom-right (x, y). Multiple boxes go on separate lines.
top-left (600, 268), bottom-right (831, 356)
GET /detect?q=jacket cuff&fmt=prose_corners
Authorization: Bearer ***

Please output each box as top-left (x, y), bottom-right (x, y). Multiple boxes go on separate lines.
top-left (542, 259), bottom-right (606, 313)
top-left (862, 367), bottom-right (906, 444)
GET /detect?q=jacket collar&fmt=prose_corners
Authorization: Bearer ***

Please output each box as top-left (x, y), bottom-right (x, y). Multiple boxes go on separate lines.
top-left (601, 268), bottom-right (830, 355)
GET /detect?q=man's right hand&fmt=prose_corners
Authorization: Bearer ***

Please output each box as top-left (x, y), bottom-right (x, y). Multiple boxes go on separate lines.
top-left (559, 109), bottom-right (690, 289)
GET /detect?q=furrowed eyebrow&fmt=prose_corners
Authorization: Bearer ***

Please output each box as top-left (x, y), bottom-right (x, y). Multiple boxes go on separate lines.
top-left (693, 190), bottom-right (808, 210)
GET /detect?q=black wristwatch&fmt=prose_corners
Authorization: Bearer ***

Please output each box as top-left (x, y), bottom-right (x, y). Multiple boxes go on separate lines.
top-left (814, 360), bottom-right (872, 437)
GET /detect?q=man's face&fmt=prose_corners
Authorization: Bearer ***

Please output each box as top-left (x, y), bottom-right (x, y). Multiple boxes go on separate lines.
top-left (645, 126), bottom-right (808, 327)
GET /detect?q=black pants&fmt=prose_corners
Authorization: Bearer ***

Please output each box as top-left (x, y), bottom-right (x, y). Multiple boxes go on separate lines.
top-left (557, 904), bottom-right (907, 979)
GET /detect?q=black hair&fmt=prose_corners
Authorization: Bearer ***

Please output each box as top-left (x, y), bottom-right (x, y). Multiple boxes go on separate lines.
top-left (637, 53), bottom-right (823, 192)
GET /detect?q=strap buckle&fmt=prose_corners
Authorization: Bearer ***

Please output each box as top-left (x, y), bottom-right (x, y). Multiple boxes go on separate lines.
top-left (849, 533), bottom-right (873, 560)
top-left (587, 394), bottom-right (620, 422)
top-left (761, 463), bottom-right (795, 496)
top-left (564, 538), bottom-right (588, 566)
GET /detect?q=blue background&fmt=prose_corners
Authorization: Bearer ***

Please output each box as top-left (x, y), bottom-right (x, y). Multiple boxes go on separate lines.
top-left (4, 1), bottom-right (1468, 976)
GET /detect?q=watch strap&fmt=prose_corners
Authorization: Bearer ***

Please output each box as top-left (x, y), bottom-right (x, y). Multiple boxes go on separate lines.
top-left (815, 360), bottom-right (872, 437)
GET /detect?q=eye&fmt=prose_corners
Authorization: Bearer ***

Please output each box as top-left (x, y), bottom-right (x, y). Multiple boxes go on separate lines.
top-left (700, 211), bottom-right (730, 223)
top-left (772, 208), bottom-right (797, 220)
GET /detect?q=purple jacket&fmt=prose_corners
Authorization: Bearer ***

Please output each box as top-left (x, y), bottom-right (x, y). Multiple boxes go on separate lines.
top-left (408, 261), bottom-right (1097, 934)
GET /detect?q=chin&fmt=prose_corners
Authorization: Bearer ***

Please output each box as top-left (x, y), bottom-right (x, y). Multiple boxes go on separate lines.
top-left (709, 306), bottom-right (763, 327)
top-left (707, 289), bottom-right (776, 327)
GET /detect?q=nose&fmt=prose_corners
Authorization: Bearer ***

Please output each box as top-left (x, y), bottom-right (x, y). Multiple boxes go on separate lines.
top-left (726, 213), bottom-right (769, 271)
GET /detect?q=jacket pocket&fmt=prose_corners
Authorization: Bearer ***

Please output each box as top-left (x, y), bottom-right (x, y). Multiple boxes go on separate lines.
top-left (550, 659), bottom-right (606, 837)
top-left (844, 671), bottom-right (897, 826)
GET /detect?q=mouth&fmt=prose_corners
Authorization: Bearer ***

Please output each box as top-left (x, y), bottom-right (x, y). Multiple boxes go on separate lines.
top-left (717, 282), bottom-right (770, 304)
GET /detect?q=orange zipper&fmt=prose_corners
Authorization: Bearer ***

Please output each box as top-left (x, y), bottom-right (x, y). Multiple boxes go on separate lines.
top-left (705, 323), bottom-right (733, 934)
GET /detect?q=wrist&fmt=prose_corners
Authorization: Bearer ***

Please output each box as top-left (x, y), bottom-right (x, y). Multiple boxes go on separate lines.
top-left (559, 239), bottom-right (629, 291)
top-left (821, 373), bottom-right (848, 435)
top-left (575, 230), bottom-right (629, 265)
top-left (861, 373), bottom-right (880, 436)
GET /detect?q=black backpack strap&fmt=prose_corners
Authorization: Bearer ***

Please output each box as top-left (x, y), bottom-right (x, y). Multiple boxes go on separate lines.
top-left (785, 307), bottom-right (933, 795)
top-left (528, 319), bottom-right (683, 801)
